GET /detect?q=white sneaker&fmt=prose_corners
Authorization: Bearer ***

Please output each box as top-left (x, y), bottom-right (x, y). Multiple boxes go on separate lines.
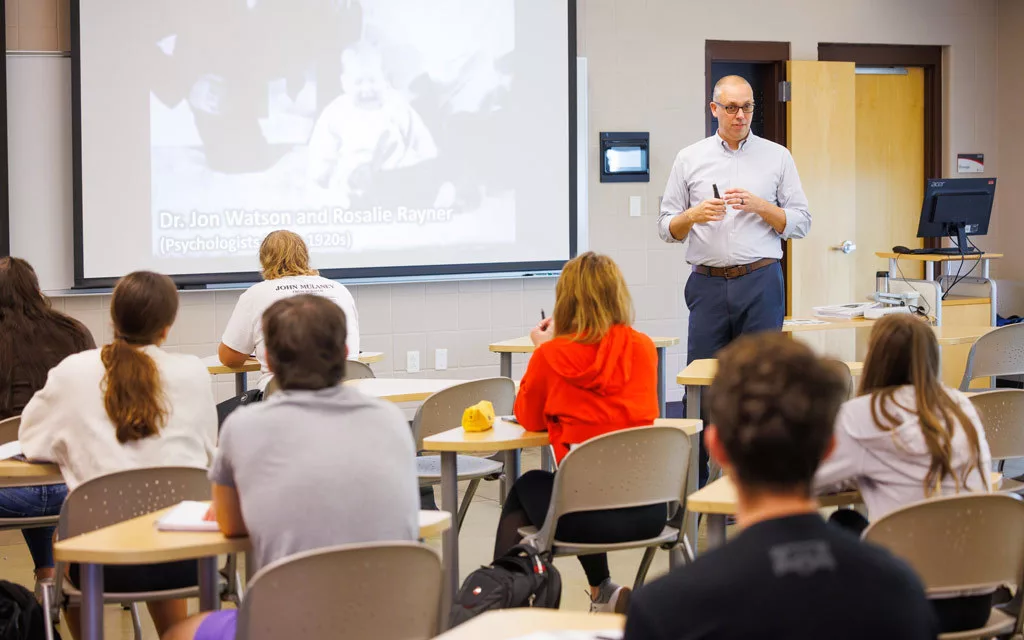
top-left (588, 578), bottom-right (631, 614)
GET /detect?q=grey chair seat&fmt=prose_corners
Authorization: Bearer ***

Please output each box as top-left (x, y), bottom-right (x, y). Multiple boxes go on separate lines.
top-left (938, 608), bottom-right (1014, 639)
top-left (999, 478), bottom-right (1024, 494)
top-left (0, 515), bottom-right (58, 530)
top-left (517, 525), bottom-right (680, 556)
top-left (417, 455), bottom-right (503, 483)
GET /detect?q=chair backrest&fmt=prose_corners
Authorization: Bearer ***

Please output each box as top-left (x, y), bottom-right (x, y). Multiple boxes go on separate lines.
top-left (57, 466), bottom-right (211, 539)
top-left (236, 541), bottom-right (441, 640)
top-left (969, 389), bottom-right (1024, 461)
top-left (863, 493), bottom-right (1024, 594)
top-left (345, 360), bottom-right (376, 381)
top-left (0, 415), bottom-right (20, 445)
top-left (531, 426), bottom-right (690, 551)
top-left (264, 377), bottom-right (281, 398)
top-left (960, 324), bottom-right (1024, 390)
top-left (412, 378), bottom-right (515, 446)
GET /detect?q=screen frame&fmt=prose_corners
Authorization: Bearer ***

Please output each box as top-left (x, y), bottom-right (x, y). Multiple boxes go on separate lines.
top-left (71, 0), bottom-right (577, 288)
top-left (915, 177), bottom-right (996, 240)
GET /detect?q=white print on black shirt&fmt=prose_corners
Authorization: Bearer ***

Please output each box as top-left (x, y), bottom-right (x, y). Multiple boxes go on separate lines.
top-left (769, 540), bottom-right (836, 577)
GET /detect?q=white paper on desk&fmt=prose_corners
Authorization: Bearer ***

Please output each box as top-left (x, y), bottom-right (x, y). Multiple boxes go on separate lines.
top-left (783, 319), bottom-right (829, 326)
top-left (511, 632), bottom-right (622, 640)
top-left (0, 441), bottom-right (22, 460)
top-left (156, 501), bottom-right (219, 532)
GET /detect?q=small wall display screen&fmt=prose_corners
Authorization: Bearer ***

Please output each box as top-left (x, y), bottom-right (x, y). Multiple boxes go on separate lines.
top-left (600, 132), bottom-right (649, 183)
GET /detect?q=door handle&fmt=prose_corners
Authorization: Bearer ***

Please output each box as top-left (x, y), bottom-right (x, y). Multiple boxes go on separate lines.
top-left (831, 240), bottom-right (856, 254)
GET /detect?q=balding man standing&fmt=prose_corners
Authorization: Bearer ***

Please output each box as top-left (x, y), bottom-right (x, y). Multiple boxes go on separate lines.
top-left (660, 75), bottom-right (811, 487)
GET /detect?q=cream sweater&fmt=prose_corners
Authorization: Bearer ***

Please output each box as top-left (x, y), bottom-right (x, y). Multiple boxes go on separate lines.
top-left (814, 385), bottom-right (992, 521)
top-left (19, 346), bottom-right (217, 491)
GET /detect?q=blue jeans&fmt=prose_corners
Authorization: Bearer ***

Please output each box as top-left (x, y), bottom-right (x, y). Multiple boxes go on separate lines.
top-left (0, 484), bottom-right (67, 570)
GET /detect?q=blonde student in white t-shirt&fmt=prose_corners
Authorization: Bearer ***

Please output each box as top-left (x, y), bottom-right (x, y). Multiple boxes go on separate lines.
top-left (218, 230), bottom-right (360, 392)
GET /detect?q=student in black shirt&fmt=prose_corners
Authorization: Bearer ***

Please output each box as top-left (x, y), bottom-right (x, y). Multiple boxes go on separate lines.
top-left (624, 334), bottom-right (939, 640)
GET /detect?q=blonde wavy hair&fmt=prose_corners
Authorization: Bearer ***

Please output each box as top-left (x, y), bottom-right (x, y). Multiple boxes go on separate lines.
top-left (553, 252), bottom-right (634, 343)
top-left (259, 230), bottom-right (318, 280)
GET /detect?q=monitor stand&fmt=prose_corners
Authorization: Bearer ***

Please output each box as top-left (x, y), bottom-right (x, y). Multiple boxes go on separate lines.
top-left (916, 223), bottom-right (981, 255)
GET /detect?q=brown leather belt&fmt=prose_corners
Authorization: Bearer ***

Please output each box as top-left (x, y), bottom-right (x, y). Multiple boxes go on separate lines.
top-left (692, 258), bottom-right (778, 279)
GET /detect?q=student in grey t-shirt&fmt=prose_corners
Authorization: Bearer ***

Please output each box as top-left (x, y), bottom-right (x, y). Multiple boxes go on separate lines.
top-left (165, 294), bottom-right (419, 640)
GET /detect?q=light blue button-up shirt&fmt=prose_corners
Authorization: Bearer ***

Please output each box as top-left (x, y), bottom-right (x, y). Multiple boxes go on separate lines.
top-left (658, 132), bottom-right (811, 268)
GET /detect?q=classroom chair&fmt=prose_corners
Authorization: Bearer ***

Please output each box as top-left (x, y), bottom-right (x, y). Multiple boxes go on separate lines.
top-left (46, 467), bottom-right (232, 640)
top-left (518, 426), bottom-right (693, 589)
top-left (236, 541), bottom-right (441, 640)
top-left (0, 416), bottom-right (61, 535)
top-left (960, 324), bottom-right (1024, 391)
top-left (344, 360), bottom-right (376, 380)
top-left (413, 378), bottom-right (513, 530)
top-left (863, 493), bottom-right (1024, 640)
top-left (969, 389), bottom-right (1024, 493)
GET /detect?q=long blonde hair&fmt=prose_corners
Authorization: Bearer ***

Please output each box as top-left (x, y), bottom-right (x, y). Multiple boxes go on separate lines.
top-left (552, 252), bottom-right (633, 344)
top-left (859, 314), bottom-right (986, 495)
top-left (259, 231), bottom-right (318, 280)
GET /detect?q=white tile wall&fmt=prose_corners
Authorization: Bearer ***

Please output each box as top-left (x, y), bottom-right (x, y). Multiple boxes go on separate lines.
top-left (45, 0), bottom-right (1016, 404)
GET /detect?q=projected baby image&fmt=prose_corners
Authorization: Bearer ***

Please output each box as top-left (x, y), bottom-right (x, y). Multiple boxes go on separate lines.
top-left (307, 44), bottom-right (438, 203)
top-left (149, 0), bottom-right (517, 266)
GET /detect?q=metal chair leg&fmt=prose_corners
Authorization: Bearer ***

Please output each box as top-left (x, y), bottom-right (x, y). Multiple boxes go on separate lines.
top-left (633, 546), bottom-right (658, 590)
top-left (457, 479), bottom-right (480, 531)
top-left (41, 581), bottom-right (55, 640)
top-left (130, 602), bottom-right (143, 640)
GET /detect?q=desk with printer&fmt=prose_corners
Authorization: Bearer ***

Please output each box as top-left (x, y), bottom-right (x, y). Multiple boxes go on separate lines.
top-left (813, 177), bottom-right (999, 388)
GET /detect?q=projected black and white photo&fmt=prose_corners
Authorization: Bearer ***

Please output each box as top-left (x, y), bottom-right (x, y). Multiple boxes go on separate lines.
top-left (75, 0), bottom-right (569, 281)
top-left (149, 0), bottom-right (516, 261)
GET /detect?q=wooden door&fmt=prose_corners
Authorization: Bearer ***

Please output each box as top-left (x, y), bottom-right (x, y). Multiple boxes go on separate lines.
top-left (786, 61), bottom-right (858, 360)
top-left (853, 67), bottom-right (926, 357)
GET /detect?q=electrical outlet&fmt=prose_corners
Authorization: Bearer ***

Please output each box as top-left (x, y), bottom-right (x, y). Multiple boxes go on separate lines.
top-left (629, 195), bottom-right (643, 217)
top-left (435, 348), bottom-right (448, 371)
top-left (406, 350), bottom-right (420, 373)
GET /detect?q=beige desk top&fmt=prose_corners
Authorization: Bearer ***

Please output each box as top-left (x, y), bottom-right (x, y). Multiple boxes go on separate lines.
top-left (422, 419), bottom-right (702, 454)
top-left (434, 609), bottom-right (624, 639)
top-left (204, 352), bottom-right (384, 375)
top-left (422, 419), bottom-right (550, 453)
top-left (688, 472), bottom-right (1004, 516)
top-left (933, 325), bottom-right (997, 346)
top-left (489, 335), bottom-right (680, 354)
top-left (688, 476), bottom-right (861, 515)
top-left (677, 359), bottom-right (864, 386)
top-left (876, 252), bottom-right (1003, 262)
top-left (345, 378), bottom-right (471, 403)
top-left (0, 459), bottom-right (61, 479)
top-left (54, 507), bottom-right (451, 565)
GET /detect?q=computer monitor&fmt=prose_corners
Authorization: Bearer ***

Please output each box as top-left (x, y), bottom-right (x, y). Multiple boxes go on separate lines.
top-left (916, 177), bottom-right (996, 251)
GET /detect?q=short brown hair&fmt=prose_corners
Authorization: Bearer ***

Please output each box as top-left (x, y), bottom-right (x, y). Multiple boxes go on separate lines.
top-left (553, 252), bottom-right (633, 343)
top-left (709, 333), bottom-right (847, 495)
top-left (259, 230), bottom-right (318, 280)
top-left (263, 295), bottom-right (347, 390)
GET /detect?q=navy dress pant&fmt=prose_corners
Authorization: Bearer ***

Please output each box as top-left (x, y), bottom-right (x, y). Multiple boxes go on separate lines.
top-left (685, 261), bottom-right (785, 488)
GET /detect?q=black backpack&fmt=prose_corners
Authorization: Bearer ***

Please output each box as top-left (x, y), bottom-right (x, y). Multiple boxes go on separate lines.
top-left (449, 544), bottom-right (561, 628)
top-left (0, 581), bottom-right (57, 640)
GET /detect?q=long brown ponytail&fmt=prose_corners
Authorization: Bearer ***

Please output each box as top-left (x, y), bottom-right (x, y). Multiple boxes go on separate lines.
top-left (859, 314), bottom-right (986, 495)
top-left (101, 272), bottom-right (179, 443)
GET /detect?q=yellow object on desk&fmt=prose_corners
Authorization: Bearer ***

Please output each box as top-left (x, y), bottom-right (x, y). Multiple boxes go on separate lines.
top-left (462, 400), bottom-right (495, 432)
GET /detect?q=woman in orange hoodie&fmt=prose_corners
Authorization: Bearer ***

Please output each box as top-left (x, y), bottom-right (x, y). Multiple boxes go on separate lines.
top-left (493, 252), bottom-right (663, 614)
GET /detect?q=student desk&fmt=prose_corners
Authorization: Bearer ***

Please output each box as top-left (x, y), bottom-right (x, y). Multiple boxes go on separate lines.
top-left (423, 419), bottom-right (550, 603)
top-left (204, 351), bottom-right (385, 395)
top-left (53, 507), bottom-right (451, 640)
top-left (433, 609), bottom-right (624, 639)
top-left (489, 335), bottom-right (681, 417)
top-left (422, 418), bottom-right (702, 604)
top-left (0, 459), bottom-right (62, 488)
top-left (688, 472), bottom-right (1004, 551)
top-left (344, 377), bottom-right (472, 403)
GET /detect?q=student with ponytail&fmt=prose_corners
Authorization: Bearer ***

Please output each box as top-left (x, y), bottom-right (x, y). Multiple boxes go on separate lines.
top-left (19, 271), bottom-right (217, 638)
top-left (814, 313), bottom-right (993, 633)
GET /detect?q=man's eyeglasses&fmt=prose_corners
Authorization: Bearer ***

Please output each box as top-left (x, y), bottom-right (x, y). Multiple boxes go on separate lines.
top-left (714, 102), bottom-right (755, 115)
